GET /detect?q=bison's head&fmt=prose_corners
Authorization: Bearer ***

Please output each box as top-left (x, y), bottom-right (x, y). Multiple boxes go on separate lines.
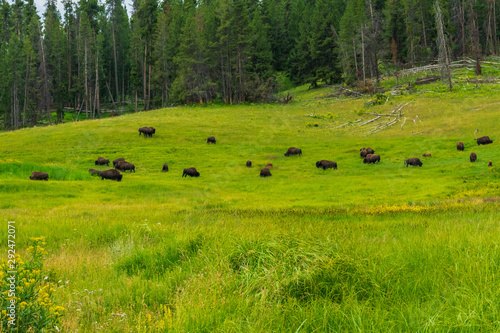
top-left (316, 161), bottom-right (322, 168)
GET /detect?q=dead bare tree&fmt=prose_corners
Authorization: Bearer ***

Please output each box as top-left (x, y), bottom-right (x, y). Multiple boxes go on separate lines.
top-left (434, 0), bottom-right (452, 91)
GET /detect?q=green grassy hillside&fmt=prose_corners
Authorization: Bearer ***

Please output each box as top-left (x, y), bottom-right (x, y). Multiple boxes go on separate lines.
top-left (1, 82), bottom-right (499, 331)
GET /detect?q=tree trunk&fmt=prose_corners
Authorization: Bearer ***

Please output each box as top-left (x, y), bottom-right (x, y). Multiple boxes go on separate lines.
top-left (420, 0), bottom-right (428, 48)
top-left (353, 38), bottom-right (358, 78)
top-left (143, 43), bottom-right (147, 110)
top-left (96, 44), bottom-right (100, 119)
top-left (361, 25), bottom-right (366, 86)
top-left (85, 39), bottom-right (89, 119)
top-left (112, 24), bottom-right (119, 109)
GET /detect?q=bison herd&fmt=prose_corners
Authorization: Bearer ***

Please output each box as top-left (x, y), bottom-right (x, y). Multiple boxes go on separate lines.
top-left (28, 128), bottom-right (495, 181)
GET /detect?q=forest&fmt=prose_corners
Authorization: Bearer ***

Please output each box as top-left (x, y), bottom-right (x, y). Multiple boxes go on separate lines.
top-left (0, 0), bottom-right (497, 130)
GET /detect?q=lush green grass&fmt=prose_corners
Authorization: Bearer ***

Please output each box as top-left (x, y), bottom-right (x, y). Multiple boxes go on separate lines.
top-left (0, 80), bottom-right (499, 331)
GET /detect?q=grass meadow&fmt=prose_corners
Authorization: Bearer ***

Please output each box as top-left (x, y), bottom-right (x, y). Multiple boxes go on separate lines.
top-left (1, 79), bottom-right (500, 331)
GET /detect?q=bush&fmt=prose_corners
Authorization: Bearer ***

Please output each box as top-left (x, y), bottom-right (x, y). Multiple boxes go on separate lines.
top-left (0, 237), bottom-right (65, 332)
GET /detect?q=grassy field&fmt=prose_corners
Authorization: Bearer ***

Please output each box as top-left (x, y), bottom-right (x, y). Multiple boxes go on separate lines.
top-left (1, 78), bottom-right (500, 331)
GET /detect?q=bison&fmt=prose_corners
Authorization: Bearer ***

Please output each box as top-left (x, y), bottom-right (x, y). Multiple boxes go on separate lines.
top-left (246, 160), bottom-right (252, 167)
top-left (88, 169), bottom-right (102, 176)
top-left (457, 141), bottom-right (464, 151)
top-left (475, 136), bottom-right (493, 145)
top-left (113, 158), bottom-right (126, 167)
top-left (139, 127), bottom-right (155, 137)
top-left (100, 169), bottom-right (122, 181)
top-left (316, 160), bottom-right (337, 170)
top-left (182, 167), bottom-right (200, 177)
top-left (30, 172), bottom-right (49, 181)
top-left (162, 163), bottom-right (169, 172)
top-left (266, 163), bottom-right (273, 168)
top-left (363, 154), bottom-right (380, 164)
top-left (422, 152), bottom-right (431, 157)
top-left (95, 157), bottom-right (110, 166)
top-left (207, 136), bottom-right (216, 144)
top-left (470, 152), bottom-right (477, 162)
top-left (360, 147), bottom-right (375, 158)
top-left (488, 160), bottom-right (493, 167)
top-left (115, 161), bottom-right (135, 172)
top-left (405, 158), bottom-right (423, 167)
top-left (284, 147), bottom-right (302, 157)
top-left (260, 168), bottom-right (272, 177)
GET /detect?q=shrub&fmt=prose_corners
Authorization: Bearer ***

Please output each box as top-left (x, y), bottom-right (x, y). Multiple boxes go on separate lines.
top-left (0, 237), bottom-right (65, 332)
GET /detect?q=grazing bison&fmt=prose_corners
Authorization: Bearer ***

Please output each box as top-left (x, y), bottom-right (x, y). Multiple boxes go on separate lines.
top-left (470, 152), bottom-right (477, 162)
top-left (266, 163), bottom-right (273, 168)
top-left (115, 161), bottom-right (135, 172)
top-left (113, 158), bottom-right (126, 167)
top-left (488, 160), bottom-right (493, 167)
top-left (457, 141), bottom-right (464, 151)
top-left (284, 147), bottom-right (302, 157)
top-left (95, 157), bottom-right (110, 166)
top-left (260, 168), bottom-right (272, 177)
top-left (422, 152), bottom-right (431, 157)
top-left (100, 169), bottom-right (122, 181)
top-left (246, 160), bottom-right (252, 167)
top-left (139, 127), bottom-right (155, 137)
top-left (363, 154), bottom-right (380, 164)
top-left (405, 158), bottom-right (423, 167)
top-left (30, 172), bottom-right (49, 181)
top-left (207, 136), bottom-right (216, 144)
top-left (316, 160), bottom-right (337, 170)
top-left (475, 136), bottom-right (493, 145)
top-left (88, 169), bottom-right (102, 176)
top-left (360, 148), bottom-right (374, 158)
top-left (162, 163), bottom-right (169, 172)
top-left (182, 167), bottom-right (200, 177)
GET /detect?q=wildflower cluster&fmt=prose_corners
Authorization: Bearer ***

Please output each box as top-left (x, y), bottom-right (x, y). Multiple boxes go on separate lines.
top-left (1, 237), bottom-right (64, 331)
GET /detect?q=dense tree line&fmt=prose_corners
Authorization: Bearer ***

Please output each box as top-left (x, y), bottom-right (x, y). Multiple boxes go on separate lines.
top-left (0, 0), bottom-right (498, 129)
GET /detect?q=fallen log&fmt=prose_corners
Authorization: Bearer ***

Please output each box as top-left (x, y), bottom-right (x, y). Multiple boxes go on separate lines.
top-left (359, 116), bottom-right (381, 126)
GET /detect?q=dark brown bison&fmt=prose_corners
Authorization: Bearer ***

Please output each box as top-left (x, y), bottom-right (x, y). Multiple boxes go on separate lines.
top-left (488, 160), bottom-right (493, 167)
top-left (139, 127), bottom-right (155, 137)
top-left (470, 152), bottom-right (477, 162)
top-left (115, 161), bottom-right (135, 172)
top-left (260, 168), bottom-right (272, 177)
top-left (182, 167), bottom-right (200, 177)
top-left (207, 136), bottom-right (216, 144)
top-left (246, 160), bottom-right (252, 167)
top-left (95, 157), bottom-right (110, 166)
top-left (316, 160), bottom-right (337, 170)
top-left (266, 163), bottom-right (273, 168)
top-left (113, 158), bottom-right (126, 167)
top-left (363, 154), bottom-right (380, 164)
top-left (360, 147), bottom-right (375, 158)
top-left (100, 169), bottom-right (122, 181)
top-left (30, 172), bottom-right (48, 181)
top-left (284, 147), bottom-right (302, 157)
top-left (475, 136), bottom-right (493, 145)
top-left (162, 163), bottom-right (169, 172)
top-left (457, 141), bottom-right (464, 151)
top-left (88, 169), bottom-right (102, 176)
top-left (405, 158), bottom-right (423, 167)
top-left (422, 152), bottom-right (431, 157)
